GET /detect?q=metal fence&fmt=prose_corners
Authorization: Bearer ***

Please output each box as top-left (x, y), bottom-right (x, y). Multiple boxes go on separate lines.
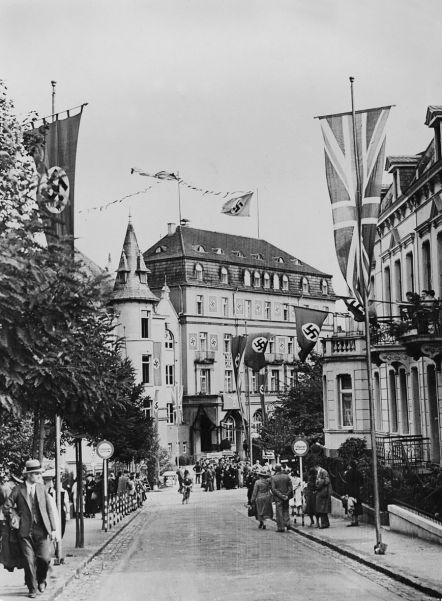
top-left (376, 435), bottom-right (431, 469)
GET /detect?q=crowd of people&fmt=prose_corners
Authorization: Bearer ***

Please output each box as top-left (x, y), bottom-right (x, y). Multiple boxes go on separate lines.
top-left (0, 460), bottom-right (150, 598)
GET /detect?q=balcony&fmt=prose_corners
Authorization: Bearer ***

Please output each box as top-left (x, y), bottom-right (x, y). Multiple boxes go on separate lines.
top-left (194, 351), bottom-right (216, 364)
top-left (265, 352), bottom-right (284, 365)
top-left (376, 435), bottom-right (431, 470)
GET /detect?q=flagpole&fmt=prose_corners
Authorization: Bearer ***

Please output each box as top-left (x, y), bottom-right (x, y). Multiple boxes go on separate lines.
top-left (51, 79), bottom-right (64, 564)
top-left (256, 188), bottom-right (260, 239)
top-left (349, 77), bottom-right (385, 554)
top-left (177, 171), bottom-right (182, 226)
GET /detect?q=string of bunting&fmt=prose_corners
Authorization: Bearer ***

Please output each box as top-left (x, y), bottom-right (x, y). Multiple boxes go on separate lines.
top-left (78, 181), bottom-right (162, 214)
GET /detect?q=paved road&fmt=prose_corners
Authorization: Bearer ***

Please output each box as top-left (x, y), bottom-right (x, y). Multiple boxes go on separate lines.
top-left (54, 486), bottom-right (434, 601)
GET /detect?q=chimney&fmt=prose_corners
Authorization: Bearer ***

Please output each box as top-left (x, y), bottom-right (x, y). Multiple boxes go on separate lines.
top-left (167, 223), bottom-right (176, 236)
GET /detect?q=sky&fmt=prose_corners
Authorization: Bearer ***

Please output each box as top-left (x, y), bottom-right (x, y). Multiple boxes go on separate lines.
top-left (2, 0), bottom-right (442, 295)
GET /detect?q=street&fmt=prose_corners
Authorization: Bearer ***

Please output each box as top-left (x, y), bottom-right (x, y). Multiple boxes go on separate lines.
top-left (53, 486), bottom-right (434, 601)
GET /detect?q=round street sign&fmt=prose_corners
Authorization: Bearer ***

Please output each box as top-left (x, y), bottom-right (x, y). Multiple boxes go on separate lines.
top-left (292, 437), bottom-right (309, 457)
top-left (96, 440), bottom-right (114, 460)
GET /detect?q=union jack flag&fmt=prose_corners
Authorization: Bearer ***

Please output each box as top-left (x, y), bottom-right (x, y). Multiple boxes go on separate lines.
top-left (318, 106), bottom-right (391, 303)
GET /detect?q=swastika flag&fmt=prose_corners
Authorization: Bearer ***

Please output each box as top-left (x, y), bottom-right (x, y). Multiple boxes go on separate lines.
top-left (317, 105), bottom-right (391, 303)
top-left (243, 332), bottom-right (270, 372)
top-left (221, 192), bottom-right (253, 217)
top-left (231, 335), bottom-right (247, 390)
top-left (294, 307), bottom-right (327, 362)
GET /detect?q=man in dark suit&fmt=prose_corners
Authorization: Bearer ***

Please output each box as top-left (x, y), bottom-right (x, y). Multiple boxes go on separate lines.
top-left (5, 459), bottom-right (57, 598)
top-left (271, 464), bottom-right (293, 532)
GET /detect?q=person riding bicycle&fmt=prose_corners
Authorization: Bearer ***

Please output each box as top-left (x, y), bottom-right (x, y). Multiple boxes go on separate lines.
top-left (181, 470), bottom-right (193, 504)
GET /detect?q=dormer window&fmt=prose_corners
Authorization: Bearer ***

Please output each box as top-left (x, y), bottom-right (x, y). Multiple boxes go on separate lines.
top-left (251, 253), bottom-right (264, 261)
top-left (321, 279), bottom-right (328, 295)
top-left (301, 277), bottom-right (310, 294)
top-left (232, 250), bottom-right (245, 258)
top-left (192, 244), bottom-right (206, 253)
top-left (165, 328), bottom-right (174, 349)
top-left (220, 266), bottom-right (228, 284)
top-left (273, 274), bottom-right (280, 290)
top-left (253, 271), bottom-right (261, 287)
top-left (116, 271), bottom-right (127, 284)
top-left (195, 263), bottom-right (203, 281)
top-left (139, 272), bottom-right (147, 284)
top-left (213, 248), bottom-right (225, 255)
top-left (291, 258), bottom-right (301, 265)
top-left (155, 245), bottom-right (167, 254)
top-left (274, 257), bottom-right (284, 263)
top-left (263, 273), bottom-right (270, 289)
top-left (282, 274), bottom-right (289, 291)
top-left (244, 270), bottom-right (251, 286)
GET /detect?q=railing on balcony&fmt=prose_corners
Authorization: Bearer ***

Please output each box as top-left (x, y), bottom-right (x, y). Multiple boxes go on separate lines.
top-left (332, 338), bottom-right (357, 353)
top-left (376, 435), bottom-right (431, 469)
top-left (265, 352), bottom-right (284, 364)
top-left (370, 305), bottom-right (442, 345)
top-left (194, 351), bottom-right (216, 364)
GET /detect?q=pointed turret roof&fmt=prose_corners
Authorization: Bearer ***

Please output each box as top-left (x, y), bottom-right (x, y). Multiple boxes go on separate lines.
top-left (112, 221), bottom-right (159, 302)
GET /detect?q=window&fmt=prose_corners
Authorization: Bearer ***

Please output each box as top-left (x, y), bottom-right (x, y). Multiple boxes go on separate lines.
top-left (253, 271), bottom-right (261, 287)
top-left (374, 372), bottom-right (382, 430)
top-left (245, 300), bottom-right (252, 319)
top-left (165, 364), bottom-right (174, 385)
top-left (142, 398), bottom-right (152, 419)
top-left (244, 270), bottom-right (251, 286)
top-left (323, 375), bottom-right (328, 429)
top-left (289, 369), bottom-right (296, 388)
top-left (200, 369), bottom-right (211, 394)
top-left (301, 277), bottom-right (309, 294)
top-left (220, 266), bottom-right (228, 284)
top-left (388, 371), bottom-right (398, 432)
top-left (338, 374), bottom-right (353, 427)
top-left (384, 266), bottom-right (392, 317)
top-left (282, 275), bottom-right (289, 291)
top-left (183, 442), bottom-right (187, 454)
top-left (252, 410), bottom-right (262, 434)
top-left (268, 337), bottom-right (275, 353)
top-left (411, 367), bottom-right (421, 435)
top-left (263, 273), bottom-right (270, 289)
top-left (141, 310), bottom-right (150, 338)
top-left (321, 279), bottom-right (328, 295)
top-left (222, 297), bottom-right (228, 317)
top-left (283, 304), bottom-right (289, 321)
top-left (196, 294), bottom-right (204, 315)
top-left (399, 369), bottom-right (409, 434)
top-left (224, 370), bottom-right (233, 392)
top-left (405, 252), bottom-right (414, 293)
top-left (116, 271), bottom-right (127, 284)
top-left (195, 263), bottom-right (203, 281)
top-left (394, 260), bottom-right (402, 301)
top-left (287, 336), bottom-right (294, 354)
top-left (422, 240), bottom-right (432, 290)
top-left (270, 370), bottom-right (280, 392)
top-left (199, 332), bottom-right (208, 351)
top-left (222, 416), bottom-right (235, 443)
top-left (165, 329), bottom-right (173, 349)
top-left (251, 372), bottom-right (258, 393)
top-left (273, 274), bottom-right (280, 290)
top-left (264, 301), bottom-right (271, 319)
top-left (166, 403), bottom-right (175, 424)
top-left (142, 355), bottom-right (151, 384)
top-left (224, 334), bottom-right (231, 353)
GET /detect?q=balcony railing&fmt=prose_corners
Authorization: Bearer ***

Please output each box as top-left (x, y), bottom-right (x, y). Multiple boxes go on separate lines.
top-left (370, 306), bottom-right (442, 345)
top-left (194, 351), bottom-right (216, 364)
top-left (376, 435), bottom-right (431, 468)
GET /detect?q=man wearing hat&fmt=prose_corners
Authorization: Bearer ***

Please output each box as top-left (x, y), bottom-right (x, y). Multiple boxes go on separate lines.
top-left (270, 464), bottom-right (294, 532)
top-left (5, 459), bottom-right (57, 598)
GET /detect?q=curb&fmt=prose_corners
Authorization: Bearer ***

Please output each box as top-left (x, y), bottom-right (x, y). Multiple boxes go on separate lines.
top-left (290, 525), bottom-right (442, 599)
top-left (48, 508), bottom-right (143, 601)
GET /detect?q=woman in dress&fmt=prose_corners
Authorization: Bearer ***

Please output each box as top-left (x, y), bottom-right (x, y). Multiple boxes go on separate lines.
top-left (250, 468), bottom-right (273, 529)
top-left (304, 467), bottom-right (318, 526)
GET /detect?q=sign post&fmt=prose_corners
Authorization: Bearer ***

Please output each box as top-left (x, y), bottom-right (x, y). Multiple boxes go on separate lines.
top-left (96, 440), bottom-right (114, 532)
top-left (291, 437), bottom-right (309, 527)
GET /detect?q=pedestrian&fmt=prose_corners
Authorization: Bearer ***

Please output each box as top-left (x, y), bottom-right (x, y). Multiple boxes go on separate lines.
top-left (245, 468), bottom-right (258, 505)
top-left (40, 470), bottom-right (62, 541)
top-left (304, 467), bottom-right (319, 526)
top-left (0, 464), bottom-right (23, 573)
top-left (117, 470), bottom-right (129, 495)
top-left (215, 461), bottom-right (223, 490)
top-left (271, 464), bottom-right (294, 532)
top-left (250, 467), bottom-right (273, 529)
top-left (84, 473), bottom-right (97, 518)
top-left (108, 471), bottom-right (117, 496)
top-left (193, 461), bottom-right (202, 485)
top-left (290, 470), bottom-right (303, 517)
top-left (4, 459), bottom-right (57, 598)
top-left (176, 467), bottom-right (184, 494)
top-left (315, 462), bottom-right (332, 529)
top-left (204, 466), bottom-right (214, 492)
top-left (181, 470), bottom-right (193, 504)
top-left (344, 460), bottom-right (363, 527)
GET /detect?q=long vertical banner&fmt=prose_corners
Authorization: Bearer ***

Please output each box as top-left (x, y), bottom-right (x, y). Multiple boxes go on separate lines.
top-left (29, 106), bottom-right (85, 244)
top-left (317, 105), bottom-right (391, 303)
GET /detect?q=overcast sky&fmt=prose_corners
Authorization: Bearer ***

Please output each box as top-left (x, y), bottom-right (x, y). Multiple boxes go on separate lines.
top-left (2, 0), bottom-right (441, 294)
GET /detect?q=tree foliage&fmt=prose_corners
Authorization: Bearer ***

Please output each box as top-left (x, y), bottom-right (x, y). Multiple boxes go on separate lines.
top-left (259, 353), bottom-right (324, 457)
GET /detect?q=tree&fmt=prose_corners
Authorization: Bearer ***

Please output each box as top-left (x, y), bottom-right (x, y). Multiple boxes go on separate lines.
top-left (259, 353), bottom-right (324, 457)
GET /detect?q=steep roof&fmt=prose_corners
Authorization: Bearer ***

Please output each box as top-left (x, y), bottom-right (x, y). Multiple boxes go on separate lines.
top-left (112, 221), bottom-right (159, 302)
top-left (144, 226), bottom-right (331, 277)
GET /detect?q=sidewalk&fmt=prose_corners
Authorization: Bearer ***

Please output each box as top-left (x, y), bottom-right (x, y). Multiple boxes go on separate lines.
top-left (289, 514), bottom-right (442, 598)
top-left (0, 505), bottom-right (143, 600)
